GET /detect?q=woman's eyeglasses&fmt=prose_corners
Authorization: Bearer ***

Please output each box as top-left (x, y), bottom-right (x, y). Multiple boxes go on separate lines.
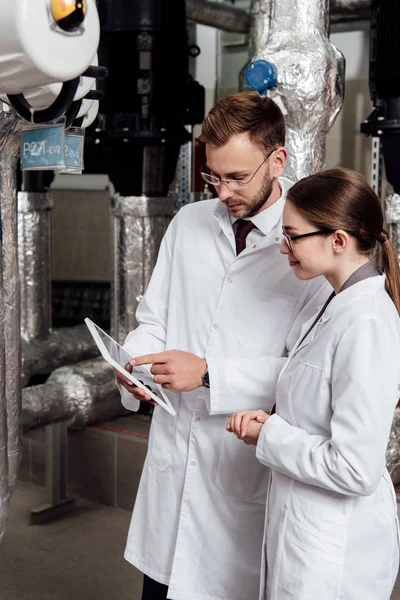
top-left (282, 228), bottom-right (361, 252)
top-left (282, 229), bottom-right (334, 252)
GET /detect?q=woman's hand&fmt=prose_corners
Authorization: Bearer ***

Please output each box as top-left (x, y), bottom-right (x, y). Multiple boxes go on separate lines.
top-left (226, 410), bottom-right (269, 445)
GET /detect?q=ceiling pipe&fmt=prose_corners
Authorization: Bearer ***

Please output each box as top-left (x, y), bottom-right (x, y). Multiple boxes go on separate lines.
top-left (186, 0), bottom-right (371, 34)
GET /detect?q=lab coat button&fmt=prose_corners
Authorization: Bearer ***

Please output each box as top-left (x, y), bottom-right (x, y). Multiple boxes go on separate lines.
top-left (191, 461), bottom-right (196, 466)
top-left (213, 324), bottom-right (218, 329)
top-left (195, 417), bottom-right (200, 422)
top-left (227, 278), bottom-right (232, 284)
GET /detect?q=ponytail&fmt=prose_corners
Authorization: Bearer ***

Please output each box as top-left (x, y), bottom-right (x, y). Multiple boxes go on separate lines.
top-left (379, 231), bottom-right (400, 315)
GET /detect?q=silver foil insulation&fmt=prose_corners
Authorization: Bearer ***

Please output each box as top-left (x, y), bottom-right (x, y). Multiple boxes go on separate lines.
top-left (251, 0), bottom-right (345, 182)
top-left (111, 195), bottom-right (176, 344)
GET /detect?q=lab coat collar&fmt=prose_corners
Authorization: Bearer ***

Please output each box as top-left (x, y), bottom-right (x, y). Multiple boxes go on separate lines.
top-left (320, 267), bottom-right (384, 323)
top-left (289, 262), bottom-right (384, 359)
top-left (213, 176), bottom-right (293, 237)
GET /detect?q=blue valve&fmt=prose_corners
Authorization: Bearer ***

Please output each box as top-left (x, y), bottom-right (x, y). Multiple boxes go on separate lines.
top-left (245, 60), bottom-right (278, 96)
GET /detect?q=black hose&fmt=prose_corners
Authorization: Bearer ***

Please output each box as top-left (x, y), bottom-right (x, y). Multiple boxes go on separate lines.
top-left (84, 90), bottom-right (103, 101)
top-left (65, 99), bottom-right (83, 128)
top-left (83, 66), bottom-right (108, 79)
top-left (7, 78), bottom-right (80, 124)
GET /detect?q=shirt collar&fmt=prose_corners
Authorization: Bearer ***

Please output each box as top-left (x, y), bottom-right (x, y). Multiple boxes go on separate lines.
top-left (213, 176), bottom-right (292, 236)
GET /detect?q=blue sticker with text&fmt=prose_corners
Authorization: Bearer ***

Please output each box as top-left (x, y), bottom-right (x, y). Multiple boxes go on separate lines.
top-left (64, 134), bottom-right (83, 169)
top-left (21, 125), bottom-right (65, 170)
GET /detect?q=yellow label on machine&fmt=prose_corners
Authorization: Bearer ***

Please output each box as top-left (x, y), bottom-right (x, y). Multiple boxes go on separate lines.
top-left (50, 0), bottom-right (87, 31)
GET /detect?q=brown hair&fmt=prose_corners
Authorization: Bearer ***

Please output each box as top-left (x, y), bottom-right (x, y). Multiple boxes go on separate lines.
top-left (287, 168), bottom-right (400, 314)
top-left (199, 91), bottom-right (285, 155)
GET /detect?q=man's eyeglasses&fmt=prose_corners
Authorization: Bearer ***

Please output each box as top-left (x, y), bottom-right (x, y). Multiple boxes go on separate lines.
top-left (201, 148), bottom-right (277, 190)
top-left (282, 229), bottom-right (334, 252)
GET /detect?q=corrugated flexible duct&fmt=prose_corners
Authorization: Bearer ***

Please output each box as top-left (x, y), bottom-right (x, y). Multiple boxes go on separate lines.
top-left (22, 357), bottom-right (127, 432)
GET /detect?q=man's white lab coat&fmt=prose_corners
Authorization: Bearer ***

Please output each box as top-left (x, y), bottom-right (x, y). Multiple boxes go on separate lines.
top-left (257, 273), bottom-right (400, 600)
top-left (120, 179), bottom-right (331, 600)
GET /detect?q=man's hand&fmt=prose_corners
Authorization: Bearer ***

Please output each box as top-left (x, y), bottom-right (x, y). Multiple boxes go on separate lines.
top-left (226, 410), bottom-right (269, 445)
top-left (114, 363), bottom-right (157, 405)
top-left (131, 350), bottom-right (207, 393)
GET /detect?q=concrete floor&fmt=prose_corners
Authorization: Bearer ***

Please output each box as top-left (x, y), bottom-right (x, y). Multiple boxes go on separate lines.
top-left (0, 481), bottom-right (399, 599)
top-left (0, 482), bottom-right (142, 600)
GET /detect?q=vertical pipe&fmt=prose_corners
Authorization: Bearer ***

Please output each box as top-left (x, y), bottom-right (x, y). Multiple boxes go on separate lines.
top-left (0, 106), bottom-right (22, 512)
top-left (18, 191), bottom-right (53, 342)
top-left (111, 195), bottom-right (175, 344)
top-left (249, 0), bottom-right (345, 181)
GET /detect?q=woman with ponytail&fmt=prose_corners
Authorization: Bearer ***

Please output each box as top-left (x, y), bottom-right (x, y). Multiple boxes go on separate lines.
top-left (228, 168), bottom-right (400, 599)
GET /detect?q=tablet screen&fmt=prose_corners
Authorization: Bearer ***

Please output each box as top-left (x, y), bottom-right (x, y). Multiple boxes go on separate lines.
top-left (84, 318), bottom-right (176, 416)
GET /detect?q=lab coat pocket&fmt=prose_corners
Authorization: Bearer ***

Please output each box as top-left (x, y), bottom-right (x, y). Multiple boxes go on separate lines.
top-left (149, 400), bottom-right (177, 472)
top-left (278, 501), bottom-right (345, 599)
top-left (235, 289), bottom-right (297, 355)
top-left (214, 430), bottom-right (269, 504)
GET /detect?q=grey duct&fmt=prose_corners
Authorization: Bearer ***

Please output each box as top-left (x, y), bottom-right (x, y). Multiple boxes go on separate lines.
top-left (187, 0), bottom-right (371, 34)
top-left (21, 324), bottom-right (100, 387)
top-left (111, 195), bottom-right (176, 344)
top-left (0, 105), bottom-right (22, 543)
top-left (18, 191), bottom-right (52, 342)
top-left (330, 0), bottom-right (371, 27)
top-left (17, 186), bottom-right (100, 384)
top-left (187, 0), bottom-right (250, 33)
top-left (22, 357), bottom-right (127, 432)
top-left (250, 0), bottom-right (345, 182)
top-left (1, 110), bottom-right (22, 495)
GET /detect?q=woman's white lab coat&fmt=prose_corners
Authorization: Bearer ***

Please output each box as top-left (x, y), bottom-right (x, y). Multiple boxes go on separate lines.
top-left (256, 274), bottom-right (400, 600)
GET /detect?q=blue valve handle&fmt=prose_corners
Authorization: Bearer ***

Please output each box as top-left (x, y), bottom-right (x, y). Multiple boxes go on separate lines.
top-left (245, 60), bottom-right (278, 96)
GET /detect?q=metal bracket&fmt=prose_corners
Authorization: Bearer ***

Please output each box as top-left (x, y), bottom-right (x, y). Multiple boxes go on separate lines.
top-left (30, 422), bottom-right (76, 524)
top-left (371, 136), bottom-right (383, 199)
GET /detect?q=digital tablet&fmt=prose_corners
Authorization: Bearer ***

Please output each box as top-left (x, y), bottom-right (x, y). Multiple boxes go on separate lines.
top-left (84, 318), bottom-right (176, 416)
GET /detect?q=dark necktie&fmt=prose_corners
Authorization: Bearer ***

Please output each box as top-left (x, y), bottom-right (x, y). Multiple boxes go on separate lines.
top-left (235, 219), bottom-right (256, 255)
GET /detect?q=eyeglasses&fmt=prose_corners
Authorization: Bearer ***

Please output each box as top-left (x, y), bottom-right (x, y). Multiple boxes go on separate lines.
top-left (282, 228), bottom-right (361, 252)
top-left (282, 229), bottom-right (334, 252)
top-left (201, 148), bottom-right (277, 190)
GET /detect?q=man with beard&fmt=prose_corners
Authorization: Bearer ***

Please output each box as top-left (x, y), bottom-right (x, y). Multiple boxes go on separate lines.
top-left (115, 91), bottom-right (331, 600)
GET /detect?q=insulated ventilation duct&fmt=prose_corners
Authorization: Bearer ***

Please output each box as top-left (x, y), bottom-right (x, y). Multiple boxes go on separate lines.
top-left (248, 0), bottom-right (345, 181)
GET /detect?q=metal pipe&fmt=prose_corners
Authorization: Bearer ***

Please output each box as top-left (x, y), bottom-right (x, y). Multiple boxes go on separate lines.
top-left (187, 0), bottom-right (250, 33)
top-left (22, 357), bottom-right (127, 432)
top-left (111, 195), bottom-right (176, 344)
top-left (0, 109), bottom-right (22, 496)
top-left (0, 106), bottom-right (22, 541)
top-left (249, 0), bottom-right (345, 182)
top-left (330, 0), bottom-right (371, 22)
top-left (18, 191), bottom-right (53, 342)
top-left (187, 0), bottom-right (371, 34)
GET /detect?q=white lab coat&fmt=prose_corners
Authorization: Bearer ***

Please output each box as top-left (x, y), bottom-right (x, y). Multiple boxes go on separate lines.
top-left (256, 274), bottom-right (400, 600)
top-left (121, 178), bottom-right (331, 600)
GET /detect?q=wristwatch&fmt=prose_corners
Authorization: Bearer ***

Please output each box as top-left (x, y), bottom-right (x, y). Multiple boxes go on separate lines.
top-left (202, 369), bottom-right (210, 389)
